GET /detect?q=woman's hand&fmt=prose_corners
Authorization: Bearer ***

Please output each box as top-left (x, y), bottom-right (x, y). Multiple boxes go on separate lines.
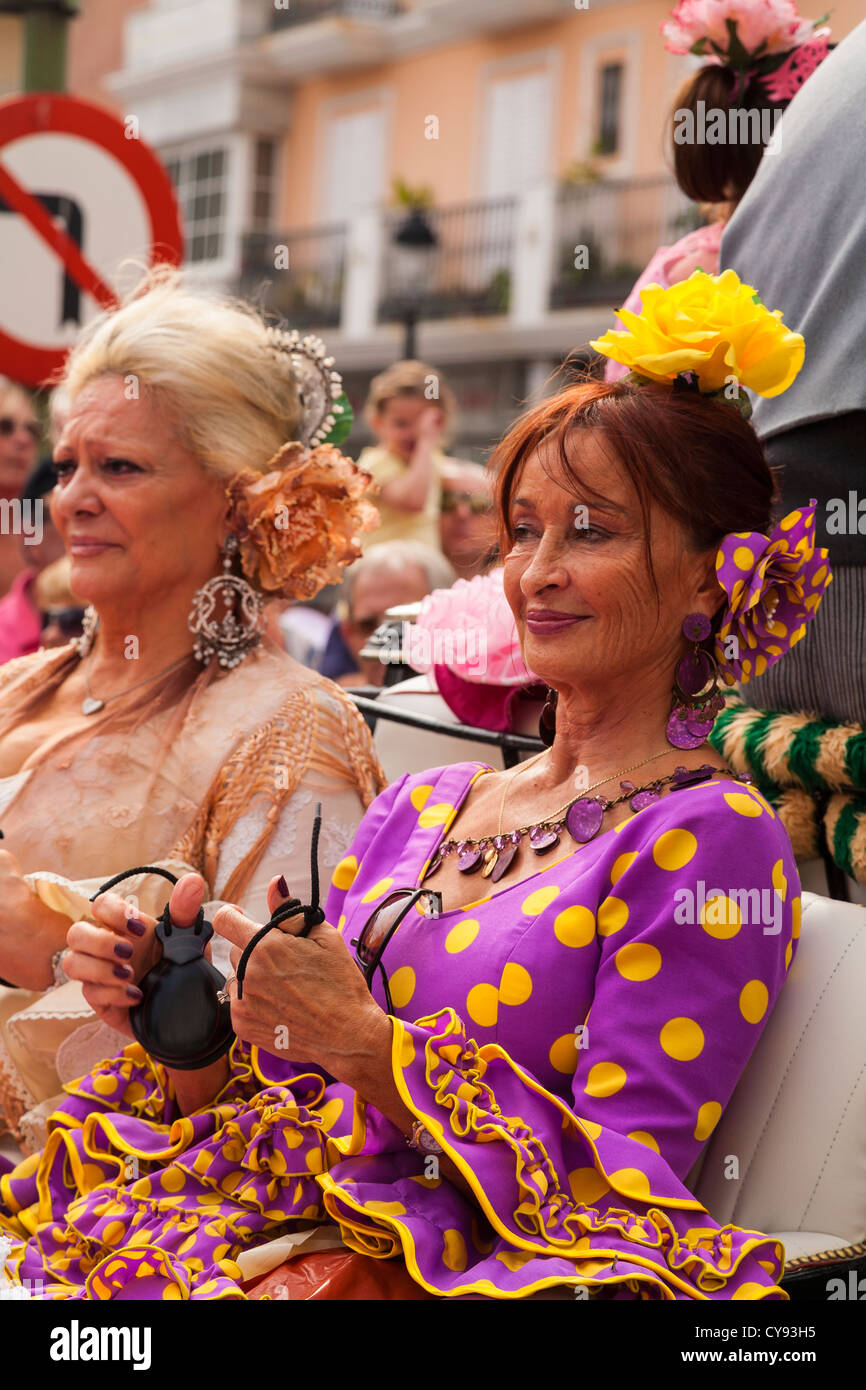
top-left (64, 873), bottom-right (207, 1037)
top-left (0, 848), bottom-right (75, 991)
top-left (213, 877), bottom-right (390, 1087)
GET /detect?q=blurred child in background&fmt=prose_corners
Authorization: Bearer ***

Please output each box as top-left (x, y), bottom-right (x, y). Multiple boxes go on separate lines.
top-left (357, 359), bottom-right (457, 552)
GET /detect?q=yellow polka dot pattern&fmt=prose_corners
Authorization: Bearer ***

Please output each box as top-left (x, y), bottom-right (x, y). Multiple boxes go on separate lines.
top-left (700, 893), bottom-right (742, 940)
top-left (609, 1167), bottom-right (651, 1200)
top-left (410, 784), bottom-right (433, 811)
top-left (596, 896), bottom-right (628, 936)
top-left (520, 885), bottom-right (560, 916)
top-left (331, 855), bottom-right (358, 891)
top-left (445, 919), bottom-right (480, 954)
top-left (739, 979), bottom-right (769, 1024)
top-left (584, 1061), bottom-right (627, 1097)
top-left (498, 962), bottom-right (532, 1007)
top-left (652, 829), bottom-right (697, 871)
top-left (465, 961), bottom-right (533, 1026)
top-left (568, 1167), bottom-right (611, 1205)
top-left (610, 851), bottom-right (637, 885)
top-left (389, 966), bottom-right (416, 1009)
top-left (694, 1101), bottom-right (722, 1141)
top-left (5, 763), bottom-right (802, 1305)
top-left (724, 792), bottom-right (763, 819)
top-left (360, 876), bottom-right (394, 904)
top-left (92, 1074), bottom-right (118, 1096)
top-left (442, 1228), bottom-right (468, 1272)
top-left (553, 904), bottom-right (596, 948)
top-left (615, 943), bottom-right (661, 981)
top-left (627, 1130), bottom-right (660, 1154)
top-left (659, 1017), bottom-right (704, 1061)
top-left (549, 1033), bottom-right (580, 1075)
top-left (466, 982), bottom-right (499, 1028)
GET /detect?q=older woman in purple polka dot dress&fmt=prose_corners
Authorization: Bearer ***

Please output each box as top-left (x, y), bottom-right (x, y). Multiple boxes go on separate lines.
top-left (0, 364), bottom-right (829, 1300)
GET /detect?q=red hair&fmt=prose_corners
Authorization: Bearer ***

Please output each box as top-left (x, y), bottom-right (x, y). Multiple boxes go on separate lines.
top-left (491, 373), bottom-right (777, 614)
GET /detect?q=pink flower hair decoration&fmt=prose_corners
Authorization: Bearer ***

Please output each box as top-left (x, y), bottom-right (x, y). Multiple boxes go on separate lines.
top-left (662, 1), bottom-right (831, 103)
top-left (713, 498), bottom-right (832, 687)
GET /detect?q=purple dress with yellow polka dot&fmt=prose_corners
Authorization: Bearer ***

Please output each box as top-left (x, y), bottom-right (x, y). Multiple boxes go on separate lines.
top-left (0, 762), bottom-right (798, 1300)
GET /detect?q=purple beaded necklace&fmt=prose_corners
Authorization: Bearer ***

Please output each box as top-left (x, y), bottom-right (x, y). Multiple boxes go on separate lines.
top-left (421, 756), bottom-right (743, 886)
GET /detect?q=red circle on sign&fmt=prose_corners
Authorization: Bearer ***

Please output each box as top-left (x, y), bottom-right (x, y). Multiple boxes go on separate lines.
top-left (0, 93), bottom-right (184, 387)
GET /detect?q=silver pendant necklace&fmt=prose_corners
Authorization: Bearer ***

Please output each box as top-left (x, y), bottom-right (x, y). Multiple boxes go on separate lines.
top-left (82, 652), bottom-right (192, 716)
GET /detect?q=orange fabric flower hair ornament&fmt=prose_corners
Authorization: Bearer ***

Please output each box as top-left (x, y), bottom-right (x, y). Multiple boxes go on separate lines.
top-left (225, 443), bottom-right (379, 601)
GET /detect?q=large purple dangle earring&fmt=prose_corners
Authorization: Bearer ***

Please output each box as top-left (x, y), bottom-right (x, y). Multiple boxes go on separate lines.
top-left (538, 688), bottom-right (558, 747)
top-left (666, 613), bottom-right (725, 750)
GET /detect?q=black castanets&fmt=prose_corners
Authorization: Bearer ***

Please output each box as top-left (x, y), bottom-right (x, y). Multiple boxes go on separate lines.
top-left (89, 803), bottom-right (326, 1069)
top-left (90, 865), bottom-right (233, 1070)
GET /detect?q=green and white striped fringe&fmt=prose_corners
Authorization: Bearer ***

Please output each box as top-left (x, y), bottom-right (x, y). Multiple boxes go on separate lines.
top-left (709, 699), bottom-right (866, 884)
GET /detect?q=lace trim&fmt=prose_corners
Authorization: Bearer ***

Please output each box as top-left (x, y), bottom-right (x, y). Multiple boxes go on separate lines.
top-left (0, 770), bottom-right (32, 821)
top-left (0, 1029), bottom-right (36, 1145)
top-left (55, 1021), bottom-right (130, 1087)
top-left (17, 1096), bottom-right (63, 1157)
top-left (213, 788), bottom-right (315, 899)
top-left (169, 679), bottom-right (384, 906)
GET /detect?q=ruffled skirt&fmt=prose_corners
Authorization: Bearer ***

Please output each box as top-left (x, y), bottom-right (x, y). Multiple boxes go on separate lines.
top-left (0, 1013), bottom-right (788, 1301)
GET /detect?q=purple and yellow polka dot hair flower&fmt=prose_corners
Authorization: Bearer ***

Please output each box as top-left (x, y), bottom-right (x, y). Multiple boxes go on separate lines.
top-left (713, 498), bottom-right (832, 687)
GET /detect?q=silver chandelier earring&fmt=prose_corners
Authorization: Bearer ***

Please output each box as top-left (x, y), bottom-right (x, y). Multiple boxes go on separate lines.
top-left (188, 535), bottom-right (266, 669)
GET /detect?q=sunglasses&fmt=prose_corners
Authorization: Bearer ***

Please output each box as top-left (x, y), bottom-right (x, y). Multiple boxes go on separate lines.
top-left (441, 489), bottom-right (491, 514)
top-left (41, 606), bottom-right (86, 636)
top-left (0, 416), bottom-right (41, 443)
top-left (350, 888), bottom-right (442, 1013)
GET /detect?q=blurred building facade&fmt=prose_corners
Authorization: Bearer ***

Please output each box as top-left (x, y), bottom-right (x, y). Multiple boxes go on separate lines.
top-left (43, 0), bottom-right (863, 454)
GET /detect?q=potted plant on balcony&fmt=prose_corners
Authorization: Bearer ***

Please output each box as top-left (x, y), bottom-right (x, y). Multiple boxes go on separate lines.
top-left (561, 158), bottom-right (604, 186)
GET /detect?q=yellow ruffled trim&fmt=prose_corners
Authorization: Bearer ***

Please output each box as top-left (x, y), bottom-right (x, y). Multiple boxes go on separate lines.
top-left (375, 1011), bottom-right (786, 1299)
top-left (1, 1019), bottom-right (786, 1302)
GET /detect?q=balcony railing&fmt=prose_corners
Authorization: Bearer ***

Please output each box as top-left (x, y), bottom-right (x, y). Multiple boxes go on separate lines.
top-left (236, 175), bottom-right (701, 334)
top-left (239, 224), bottom-right (347, 327)
top-left (550, 175), bottom-right (699, 309)
top-left (271, 0), bottom-right (402, 28)
top-left (378, 196), bottom-right (518, 322)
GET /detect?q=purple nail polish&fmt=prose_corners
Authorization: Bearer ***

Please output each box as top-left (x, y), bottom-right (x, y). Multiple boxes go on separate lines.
top-left (114, 941), bottom-right (134, 960)
top-left (127, 918), bottom-right (147, 937)
top-left (277, 875), bottom-right (289, 898)
top-left (126, 985), bottom-right (142, 1002)
top-left (113, 963), bottom-right (132, 979)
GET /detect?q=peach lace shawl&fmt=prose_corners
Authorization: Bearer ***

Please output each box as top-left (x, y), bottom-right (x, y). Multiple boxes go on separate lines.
top-left (0, 640), bottom-right (385, 1149)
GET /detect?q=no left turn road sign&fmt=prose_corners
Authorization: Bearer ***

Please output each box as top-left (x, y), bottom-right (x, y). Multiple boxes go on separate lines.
top-left (0, 93), bottom-right (184, 388)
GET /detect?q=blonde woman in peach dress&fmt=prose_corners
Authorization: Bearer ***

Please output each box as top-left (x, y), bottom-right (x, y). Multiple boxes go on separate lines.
top-left (0, 272), bottom-right (384, 1152)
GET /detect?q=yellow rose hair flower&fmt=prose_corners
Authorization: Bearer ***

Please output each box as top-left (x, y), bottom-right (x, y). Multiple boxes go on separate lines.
top-left (590, 269), bottom-right (804, 411)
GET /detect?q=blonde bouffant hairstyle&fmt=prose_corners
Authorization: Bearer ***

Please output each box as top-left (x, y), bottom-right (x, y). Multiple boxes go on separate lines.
top-left (60, 266), bottom-right (302, 478)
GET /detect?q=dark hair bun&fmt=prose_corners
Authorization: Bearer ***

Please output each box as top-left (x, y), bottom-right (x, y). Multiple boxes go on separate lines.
top-left (671, 65), bottom-right (788, 205)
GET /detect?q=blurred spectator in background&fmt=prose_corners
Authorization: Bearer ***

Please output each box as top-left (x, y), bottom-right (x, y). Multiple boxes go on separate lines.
top-left (721, 18), bottom-right (866, 724)
top-left (35, 557), bottom-right (84, 650)
top-left (320, 540), bottom-right (454, 686)
top-left (0, 377), bottom-right (41, 596)
top-left (357, 360), bottom-right (458, 551)
top-left (0, 458), bottom-right (71, 665)
top-left (605, 3), bottom-right (833, 383)
top-left (439, 458), bottom-right (494, 579)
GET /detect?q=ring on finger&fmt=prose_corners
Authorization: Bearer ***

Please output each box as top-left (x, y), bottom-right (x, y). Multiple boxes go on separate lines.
top-left (217, 973), bottom-right (237, 1005)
